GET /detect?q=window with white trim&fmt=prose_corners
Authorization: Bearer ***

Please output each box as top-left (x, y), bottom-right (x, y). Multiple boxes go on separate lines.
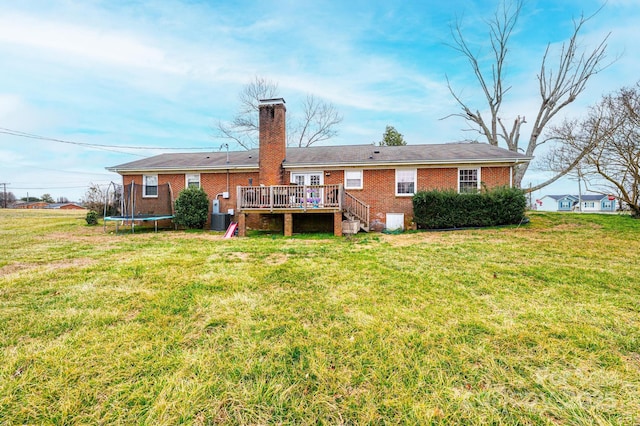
top-left (395, 169), bottom-right (416, 196)
top-left (309, 174), bottom-right (321, 186)
top-left (293, 175), bottom-right (305, 186)
top-left (583, 201), bottom-right (595, 208)
top-left (143, 174), bottom-right (158, 197)
top-left (344, 170), bottom-right (363, 189)
top-left (186, 173), bottom-right (200, 189)
top-left (560, 201), bottom-right (571, 208)
top-left (291, 172), bottom-right (323, 186)
top-left (459, 168), bottom-right (480, 193)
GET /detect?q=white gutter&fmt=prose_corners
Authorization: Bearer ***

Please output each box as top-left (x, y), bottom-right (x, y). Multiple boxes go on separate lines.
top-left (283, 158), bottom-right (532, 169)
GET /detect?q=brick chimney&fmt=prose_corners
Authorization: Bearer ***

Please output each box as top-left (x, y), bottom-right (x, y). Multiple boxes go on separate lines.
top-left (258, 98), bottom-right (286, 186)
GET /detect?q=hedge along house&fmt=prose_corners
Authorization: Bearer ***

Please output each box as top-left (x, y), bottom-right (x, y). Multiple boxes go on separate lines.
top-left (107, 98), bottom-right (532, 236)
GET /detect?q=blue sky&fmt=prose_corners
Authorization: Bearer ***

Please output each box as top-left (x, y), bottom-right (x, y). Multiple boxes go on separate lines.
top-left (1, 0), bottom-right (638, 202)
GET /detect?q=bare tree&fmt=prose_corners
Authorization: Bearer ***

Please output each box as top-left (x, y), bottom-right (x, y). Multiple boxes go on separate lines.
top-left (81, 183), bottom-right (106, 214)
top-left (216, 77), bottom-right (342, 149)
top-left (547, 83), bottom-right (640, 217)
top-left (445, 1), bottom-right (610, 190)
top-left (216, 76), bottom-right (279, 150)
top-left (0, 191), bottom-right (16, 208)
top-left (291, 95), bottom-right (343, 147)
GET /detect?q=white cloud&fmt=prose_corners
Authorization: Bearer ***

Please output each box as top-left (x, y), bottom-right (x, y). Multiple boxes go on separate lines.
top-left (0, 149), bottom-right (24, 163)
top-left (0, 94), bottom-right (23, 118)
top-left (0, 13), bottom-right (188, 74)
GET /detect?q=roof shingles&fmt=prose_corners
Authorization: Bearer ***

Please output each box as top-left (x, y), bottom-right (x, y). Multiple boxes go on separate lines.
top-left (108, 143), bottom-right (531, 172)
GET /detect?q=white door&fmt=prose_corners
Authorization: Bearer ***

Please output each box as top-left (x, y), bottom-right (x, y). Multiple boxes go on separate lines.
top-left (291, 172), bottom-right (323, 186)
top-left (291, 172), bottom-right (324, 205)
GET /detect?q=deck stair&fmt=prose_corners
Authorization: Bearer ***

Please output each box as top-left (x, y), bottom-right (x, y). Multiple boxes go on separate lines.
top-left (344, 192), bottom-right (370, 232)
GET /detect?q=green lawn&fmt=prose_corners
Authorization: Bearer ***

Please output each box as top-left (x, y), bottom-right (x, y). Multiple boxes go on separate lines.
top-left (1, 209), bottom-right (639, 425)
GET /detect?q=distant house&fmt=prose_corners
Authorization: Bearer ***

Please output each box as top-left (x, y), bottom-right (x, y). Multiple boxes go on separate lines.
top-left (15, 201), bottom-right (49, 209)
top-left (536, 195), bottom-right (578, 212)
top-left (45, 203), bottom-right (86, 210)
top-left (11, 202), bottom-right (85, 210)
top-left (9, 201), bottom-right (28, 209)
top-left (580, 195), bottom-right (617, 212)
top-left (536, 194), bottom-right (616, 212)
top-left (107, 98), bottom-right (532, 236)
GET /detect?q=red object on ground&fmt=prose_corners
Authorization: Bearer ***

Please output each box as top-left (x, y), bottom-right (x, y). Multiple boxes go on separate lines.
top-left (224, 222), bottom-right (238, 238)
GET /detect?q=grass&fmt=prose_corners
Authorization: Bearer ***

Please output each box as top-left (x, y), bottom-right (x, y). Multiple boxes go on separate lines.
top-left (1, 209), bottom-right (639, 424)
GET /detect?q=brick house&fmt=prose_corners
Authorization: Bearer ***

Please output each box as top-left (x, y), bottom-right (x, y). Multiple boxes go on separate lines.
top-left (45, 203), bottom-right (87, 210)
top-left (16, 201), bottom-right (50, 209)
top-left (107, 98), bottom-right (531, 236)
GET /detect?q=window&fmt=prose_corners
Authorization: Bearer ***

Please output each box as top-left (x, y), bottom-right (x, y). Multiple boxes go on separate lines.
top-left (186, 173), bottom-right (200, 189)
top-left (560, 201), bottom-right (571, 209)
top-left (345, 170), bottom-right (363, 189)
top-left (143, 174), bottom-right (158, 197)
top-left (602, 200), bottom-right (612, 209)
top-left (396, 169), bottom-right (416, 196)
top-left (293, 175), bottom-right (305, 186)
top-left (459, 168), bottom-right (480, 193)
top-left (583, 201), bottom-right (595, 208)
top-left (291, 173), bottom-right (323, 186)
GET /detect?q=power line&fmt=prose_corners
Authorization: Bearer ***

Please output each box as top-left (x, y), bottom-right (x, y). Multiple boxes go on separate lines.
top-left (0, 128), bottom-right (148, 157)
top-left (0, 127), bottom-right (213, 151)
top-left (17, 165), bottom-right (117, 177)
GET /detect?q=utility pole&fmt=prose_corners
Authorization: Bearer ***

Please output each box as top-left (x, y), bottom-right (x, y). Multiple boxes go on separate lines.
top-left (577, 166), bottom-right (583, 213)
top-left (0, 183), bottom-right (9, 208)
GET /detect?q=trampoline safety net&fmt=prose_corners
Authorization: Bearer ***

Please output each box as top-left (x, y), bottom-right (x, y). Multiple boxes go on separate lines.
top-left (122, 182), bottom-right (174, 218)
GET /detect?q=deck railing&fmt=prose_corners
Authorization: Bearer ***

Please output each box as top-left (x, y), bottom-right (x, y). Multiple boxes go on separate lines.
top-left (344, 191), bottom-right (370, 225)
top-left (237, 184), bottom-right (343, 211)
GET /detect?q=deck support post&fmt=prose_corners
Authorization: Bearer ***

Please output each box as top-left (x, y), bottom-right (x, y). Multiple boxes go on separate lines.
top-left (333, 212), bottom-right (343, 237)
top-left (284, 213), bottom-right (293, 237)
top-left (238, 213), bottom-right (247, 237)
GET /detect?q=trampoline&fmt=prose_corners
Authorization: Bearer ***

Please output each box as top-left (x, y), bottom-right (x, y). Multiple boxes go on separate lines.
top-left (103, 181), bottom-right (175, 233)
top-left (103, 214), bottom-right (174, 233)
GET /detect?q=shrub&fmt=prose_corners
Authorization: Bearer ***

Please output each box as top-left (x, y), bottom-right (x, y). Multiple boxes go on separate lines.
top-left (413, 187), bottom-right (526, 229)
top-left (85, 210), bottom-right (99, 226)
top-left (174, 187), bottom-right (209, 229)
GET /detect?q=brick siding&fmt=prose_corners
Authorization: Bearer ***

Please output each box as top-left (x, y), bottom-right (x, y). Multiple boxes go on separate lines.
top-left (258, 102), bottom-right (286, 186)
top-left (481, 166), bottom-right (510, 188)
top-left (123, 164), bottom-right (512, 231)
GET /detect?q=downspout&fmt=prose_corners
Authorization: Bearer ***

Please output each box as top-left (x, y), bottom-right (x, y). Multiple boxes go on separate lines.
top-left (130, 180), bottom-right (135, 233)
top-left (510, 165), bottom-right (513, 188)
top-left (168, 182), bottom-right (174, 215)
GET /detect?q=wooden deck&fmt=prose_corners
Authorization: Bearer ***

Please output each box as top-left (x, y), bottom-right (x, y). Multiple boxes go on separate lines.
top-left (237, 184), bottom-right (343, 212)
top-left (236, 184), bottom-right (370, 236)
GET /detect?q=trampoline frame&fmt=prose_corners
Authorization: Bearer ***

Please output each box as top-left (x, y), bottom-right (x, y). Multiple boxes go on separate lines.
top-left (103, 215), bottom-right (175, 233)
top-left (103, 180), bottom-right (175, 233)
